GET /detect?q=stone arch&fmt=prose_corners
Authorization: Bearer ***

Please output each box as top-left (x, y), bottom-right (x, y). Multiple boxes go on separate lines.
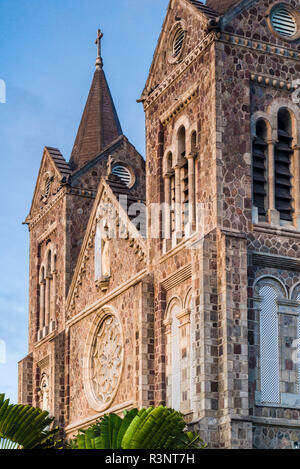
top-left (165, 295), bottom-right (183, 321)
top-left (163, 149), bottom-right (174, 175)
top-left (189, 128), bottom-right (197, 155)
top-left (251, 111), bottom-right (274, 140)
top-left (290, 282), bottom-right (300, 300)
top-left (172, 115), bottom-right (190, 166)
top-left (253, 275), bottom-right (287, 298)
top-left (184, 287), bottom-right (193, 310)
top-left (268, 99), bottom-right (300, 144)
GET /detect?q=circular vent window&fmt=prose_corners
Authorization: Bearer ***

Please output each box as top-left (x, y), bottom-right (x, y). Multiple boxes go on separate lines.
top-left (268, 4), bottom-right (299, 41)
top-left (112, 164), bottom-right (132, 187)
top-left (173, 28), bottom-right (185, 57)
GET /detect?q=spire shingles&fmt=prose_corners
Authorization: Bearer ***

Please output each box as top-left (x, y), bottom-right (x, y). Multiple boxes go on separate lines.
top-left (69, 30), bottom-right (122, 169)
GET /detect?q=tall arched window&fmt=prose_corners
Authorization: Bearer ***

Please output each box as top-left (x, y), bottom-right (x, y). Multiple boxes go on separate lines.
top-left (39, 266), bottom-right (46, 330)
top-left (252, 119), bottom-right (268, 217)
top-left (178, 127), bottom-right (189, 234)
top-left (257, 281), bottom-right (281, 403)
top-left (275, 108), bottom-right (294, 221)
top-left (164, 297), bottom-right (191, 412)
top-left (38, 247), bottom-right (56, 341)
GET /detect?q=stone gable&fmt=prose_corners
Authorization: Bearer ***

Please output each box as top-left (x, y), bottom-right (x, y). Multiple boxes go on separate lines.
top-left (143, 0), bottom-right (214, 97)
top-left (67, 178), bottom-right (147, 317)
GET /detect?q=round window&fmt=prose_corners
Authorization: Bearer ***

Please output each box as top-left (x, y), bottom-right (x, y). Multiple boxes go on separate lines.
top-left (268, 3), bottom-right (300, 41)
top-left (112, 164), bottom-right (132, 187)
top-left (271, 6), bottom-right (297, 37)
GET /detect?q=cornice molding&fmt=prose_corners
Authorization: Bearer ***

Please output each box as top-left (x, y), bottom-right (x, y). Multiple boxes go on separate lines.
top-left (160, 86), bottom-right (199, 127)
top-left (67, 268), bottom-right (148, 327)
top-left (250, 73), bottom-right (296, 92)
top-left (37, 222), bottom-right (57, 246)
top-left (26, 186), bottom-right (96, 231)
top-left (219, 32), bottom-right (300, 61)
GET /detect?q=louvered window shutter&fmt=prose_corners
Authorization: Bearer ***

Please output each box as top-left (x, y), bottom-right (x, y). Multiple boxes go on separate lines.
top-left (252, 123), bottom-right (267, 216)
top-left (275, 114), bottom-right (294, 221)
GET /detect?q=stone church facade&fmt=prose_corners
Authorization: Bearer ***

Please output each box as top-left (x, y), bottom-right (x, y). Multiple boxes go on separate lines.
top-left (18, 0), bottom-right (300, 449)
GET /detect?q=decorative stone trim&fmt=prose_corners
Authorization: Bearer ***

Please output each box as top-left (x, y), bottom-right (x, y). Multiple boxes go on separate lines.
top-left (252, 252), bottom-right (300, 272)
top-left (160, 88), bottom-right (198, 127)
top-left (37, 223), bottom-right (57, 246)
top-left (65, 400), bottom-right (134, 435)
top-left (142, 32), bottom-right (215, 110)
top-left (95, 276), bottom-right (111, 293)
top-left (220, 32), bottom-right (300, 60)
top-left (161, 264), bottom-right (192, 291)
top-left (250, 73), bottom-right (297, 92)
top-left (69, 184), bottom-right (146, 311)
top-left (176, 308), bottom-right (191, 327)
top-left (34, 330), bottom-right (56, 349)
top-left (67, 269), bottom-right (147, 327)
top-left (26, 186), bottom-right (96, 231)
top-left (36, 355), bottom-right (49, 369)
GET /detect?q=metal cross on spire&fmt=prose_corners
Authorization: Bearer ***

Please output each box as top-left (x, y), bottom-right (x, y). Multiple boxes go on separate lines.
top-left (95, 29), bottom-right (104, 69)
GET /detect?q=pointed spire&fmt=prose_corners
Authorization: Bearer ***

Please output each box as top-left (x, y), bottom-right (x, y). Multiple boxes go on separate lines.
top-left (69, 29), bottom-right (123, 169)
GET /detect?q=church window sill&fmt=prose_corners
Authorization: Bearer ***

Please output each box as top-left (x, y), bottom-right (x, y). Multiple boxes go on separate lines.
top-left (253, 222), bottom-right (300, 238)
top-left (255, 391), bottom-right (300, 410)
top-left (95, 276), bottom-right (111, 293)
top-left (36, 321), bottom-right (57, 345)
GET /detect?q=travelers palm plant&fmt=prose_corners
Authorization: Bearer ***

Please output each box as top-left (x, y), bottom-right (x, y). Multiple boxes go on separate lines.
top-left (0, 394), bottom-right (61, 449)
top-left (71, 406), bottom-right (205, 449)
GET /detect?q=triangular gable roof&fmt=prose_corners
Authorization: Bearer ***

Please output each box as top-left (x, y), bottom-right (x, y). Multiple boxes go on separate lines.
top-left (25, 146), bottom-right (71, 221)
top-left (46, 147), bottom-right (72, 179)
top-left (66, 174), bottom-right (146, 311)
top-left (141, 0), bottom-right (218, 99)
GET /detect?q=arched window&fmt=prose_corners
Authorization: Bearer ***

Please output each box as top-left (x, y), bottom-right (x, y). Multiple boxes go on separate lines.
top-left (252, 119), bottom-right (268, 217)
top-left (275, 108), bottom-right (294, 221)
top-left (39, 266), bottom-right (46, 330)
top-left (165, 302), bottom-right (181, 410)
top-left (178, 127), bottom-right (189, 234)
top-left (164, 297), bottom-right (191, 412)
top-left (252, 277), bottom-right (300, 407)
top-left (257, 281), bottom-right (281, 403)
top-left (38, 247), bottom-right (56, 341)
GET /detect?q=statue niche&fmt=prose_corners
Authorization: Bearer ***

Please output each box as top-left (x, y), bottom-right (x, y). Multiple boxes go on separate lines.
top-left (95, 220), bottom-right (111, 292)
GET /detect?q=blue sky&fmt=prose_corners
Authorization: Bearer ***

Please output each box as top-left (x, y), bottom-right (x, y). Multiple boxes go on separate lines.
top-left (0, 0), bottom-right (168, 403)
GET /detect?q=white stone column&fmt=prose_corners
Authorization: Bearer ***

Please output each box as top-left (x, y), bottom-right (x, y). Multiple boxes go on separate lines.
top-left (163, 173), bottom-right (171, 240)
top-left (40, 280), bottom-right (45, 328)
top-left (163, 318), bottom-right (172, 407)
top-left (187, 152), bottom-right (196, 233)
top-left (51, 270), bottom-right (57, 327)
top-left (174, 165), bottom-right (182, 240)
top-left (45, 275), bottom-right (51, 328)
